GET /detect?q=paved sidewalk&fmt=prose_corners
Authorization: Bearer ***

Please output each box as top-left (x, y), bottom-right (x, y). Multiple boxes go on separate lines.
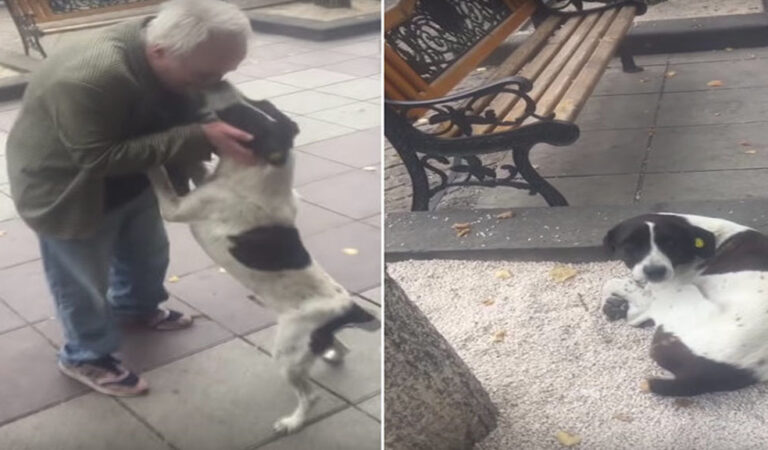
top-left (0, 27), bottom-right (381, 450)
top-left (385, 45), bottom-right (768, 212)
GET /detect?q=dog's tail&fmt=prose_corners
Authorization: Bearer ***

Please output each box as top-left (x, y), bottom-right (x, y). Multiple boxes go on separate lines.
top-left (309, 303), bottom-right (380, 355)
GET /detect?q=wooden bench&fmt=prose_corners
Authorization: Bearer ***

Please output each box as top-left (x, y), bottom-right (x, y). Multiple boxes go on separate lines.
top-left (384, 0), bottom-right (647, 211)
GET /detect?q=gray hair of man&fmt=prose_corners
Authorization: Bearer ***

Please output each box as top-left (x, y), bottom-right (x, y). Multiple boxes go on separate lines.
top-left (146, 0), bottom-right (251, 57)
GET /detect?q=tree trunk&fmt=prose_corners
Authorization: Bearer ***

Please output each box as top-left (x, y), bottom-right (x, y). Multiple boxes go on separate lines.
top-left (313, 0), bottom-right (352, 8)
top-left (384, 272), bottom-right (498, 450)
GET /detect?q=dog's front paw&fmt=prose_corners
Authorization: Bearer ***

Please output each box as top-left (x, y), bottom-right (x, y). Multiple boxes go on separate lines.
top-left (273, 415), bottom-right (304, 435)
top-left (603, 296), bottom-right (629, 321)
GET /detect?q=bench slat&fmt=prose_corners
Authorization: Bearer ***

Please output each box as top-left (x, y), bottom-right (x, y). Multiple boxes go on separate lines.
top-left (384, 45), bottom-right (430, 96)
top-left (555, 6), bottom-right (637, 122)
top-left (536, 8), bottom-right (620, 119)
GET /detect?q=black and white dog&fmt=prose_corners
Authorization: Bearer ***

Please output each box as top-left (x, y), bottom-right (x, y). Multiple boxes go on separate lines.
top-left (602, 213), bottom-right (768, 396)
top-left (146, 83), bottom-right (379, 433)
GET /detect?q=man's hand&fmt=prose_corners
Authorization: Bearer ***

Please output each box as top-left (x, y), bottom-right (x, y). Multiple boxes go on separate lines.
top-left (201, 121), bottom-right (258, 165)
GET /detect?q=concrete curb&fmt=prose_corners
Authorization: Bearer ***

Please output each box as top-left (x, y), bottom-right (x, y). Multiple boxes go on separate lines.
top-left (384, 198), bottom-right (768, 262)
top-left (247, 10), bottom-right (380, 41)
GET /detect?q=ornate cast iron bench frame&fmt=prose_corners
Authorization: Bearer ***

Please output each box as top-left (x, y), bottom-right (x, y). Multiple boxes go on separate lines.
top-left (384, 0), bottom-right (648, 211)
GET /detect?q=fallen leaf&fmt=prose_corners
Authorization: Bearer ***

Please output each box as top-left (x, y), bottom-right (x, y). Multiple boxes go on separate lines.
top-left (640, 380), bottom-right (651, 392)
top-left (639, 78), bottom-right (649, 84)
top-left (496, 211), bottom-right (515, 219)
top-left (740, 140), bottom-right (752, 147)
top-left (452, 222), bottom-right (471, 230)
top-left (744, 149), bottom-right (757, 155)
top-left (457, 228), bottom-right (471, 238)
top-left (613, 413), bottom-right (634, 423)
top-left (533, 164), bottom-right (540, 170)
top-left (218, 267), bottom-right (227, 273)
top-left (550, 265), bottom-right (578, 283)
top-left (362, 166), bottom-right (377, 172)
top-left (665, 70), bottom-right (677, 78)
top-left (707, 80), bottom-right (723, 87)
top-left (674, 398), bottom-right (694, 408)
top-left (492, 330), bottom-right (507, 342)
top-left (0, 230), bottom-right (6, 237)
top-left (555, 431), bottom-right (582, 447)
top-left (167, 275), bottom-right (180, 283)
top-left (725, 47), bottom-right (733, 52)
top-left (494, 269), bottom-right (512, 280)
top-left (714, 112), bottom-right (721, 116)
top-left (342, 248), bottom-right (359, 255)
top-left (481, 298), bottom-right (495, 306)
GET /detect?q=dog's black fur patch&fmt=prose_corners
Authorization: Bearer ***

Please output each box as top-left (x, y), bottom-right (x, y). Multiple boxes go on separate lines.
top-left (700, 230), bottom-right (768, 275)
top-left (604, 214), bottom-right (716, 269)
top-left (648, 326), bottom-right (757, 396)
top-left (215, 98), bottom-right (299, 166)
top-left (228, 225), bottom-right (311, 271)
top-left (309, 303), bottom-right (379, 355)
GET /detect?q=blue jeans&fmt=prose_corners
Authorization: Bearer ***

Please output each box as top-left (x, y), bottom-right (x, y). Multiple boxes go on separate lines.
top-left (39, 188), bottom-right (170, 364)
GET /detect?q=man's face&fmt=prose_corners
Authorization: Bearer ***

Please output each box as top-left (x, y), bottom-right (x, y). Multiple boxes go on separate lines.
top-left (148, 33), bottom-right (247, 93)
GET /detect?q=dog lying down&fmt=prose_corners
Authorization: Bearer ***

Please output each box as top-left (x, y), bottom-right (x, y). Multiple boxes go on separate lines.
top-left (602, 212), bottom-right (768, 397)
top-left (146, 83), bottom-right (380, 434)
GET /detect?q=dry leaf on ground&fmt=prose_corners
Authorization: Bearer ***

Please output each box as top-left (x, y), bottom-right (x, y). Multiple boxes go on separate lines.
top-left (640, 380), bottom-right (651, 392)
top-left (495, 269), bottom-right (512, 280)
top-left (493, 330), bottom-right (507, 342)
top-left (555, 431), bottom-right (582, 447)
top-left (362, 166), bottom-right (377, 172)
top-left (496, 211), bottom-right (516, 219)
top-left (0, 230), bottom-right (6, 237)
top-left (639, 78), bottom-right (649, 84)
top-left (167, 275), bottom-right (180, 283)
top-left (613, 413), bottom-right (634, 423)
top-left (342, 248), bottom-right (359, 255)
top-left (481, 299), bottom-right (495, 306)
top-left (707, 80), bottom-right (724, 87)
top-left (744, 150), bottom-right (758, 155)
top-left (452, 222), bottom-right (472, 237)
top-left (550, 265), bottom-right (578, 283)
top-left (740, 141), bottom-right (752, 146)
top-left (665, 70), bottom-right (677, 78)
top-left (725, 47), bottom-right (734, 52)
top-left (218, 267), bottom-right (227, 273)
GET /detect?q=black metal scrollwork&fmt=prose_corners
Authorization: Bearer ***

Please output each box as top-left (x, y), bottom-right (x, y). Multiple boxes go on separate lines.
top-left (48, 0), bottom-right (154, 14)
top-left (385, 0), bottom-right (512, 83)
top-left (421, 154), bottom-right (532, 197)
top-left (536, 0), bottom-right (648, 16)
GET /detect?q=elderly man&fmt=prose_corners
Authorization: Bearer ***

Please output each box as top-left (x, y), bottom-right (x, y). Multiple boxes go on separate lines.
top-left (6, 0), bottom-right (254, 396)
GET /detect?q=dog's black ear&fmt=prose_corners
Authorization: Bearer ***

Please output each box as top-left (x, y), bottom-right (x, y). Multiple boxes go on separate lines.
top-left (603, 226), bottom-right (619, 256)
top-left (689, 226), bottom-right (716, 259)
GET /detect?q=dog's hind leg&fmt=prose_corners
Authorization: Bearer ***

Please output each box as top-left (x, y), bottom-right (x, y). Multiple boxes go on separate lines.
top-left (273, 350), bottom-right (318, 434)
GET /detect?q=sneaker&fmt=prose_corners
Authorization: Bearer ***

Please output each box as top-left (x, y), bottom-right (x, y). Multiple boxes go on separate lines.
top-left (144, 308), bottom-right (193, 331)
top-left (58, 355), bottom-right (149, 397)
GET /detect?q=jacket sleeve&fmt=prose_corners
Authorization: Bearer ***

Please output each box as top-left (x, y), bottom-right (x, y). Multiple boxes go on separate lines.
top-left (45, 78), bottom-right (216, 176)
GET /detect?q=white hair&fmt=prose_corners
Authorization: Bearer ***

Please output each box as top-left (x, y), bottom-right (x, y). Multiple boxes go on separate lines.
top-left (146, 0), bottom-right (251, 57)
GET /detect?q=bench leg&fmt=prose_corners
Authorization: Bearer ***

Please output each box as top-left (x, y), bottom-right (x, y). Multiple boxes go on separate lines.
top-left (513, 145), bottom-right (568, 207)
top-left (620, 50), bottom-right (643, 74)
top-left (397, 148), bottom-right (432, 212)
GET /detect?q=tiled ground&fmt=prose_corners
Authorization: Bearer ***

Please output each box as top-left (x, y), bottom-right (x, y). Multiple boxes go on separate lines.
top-left (0, 25), bottom-right (381, 450)
top-left (385, 45), bottom-right (768, 211)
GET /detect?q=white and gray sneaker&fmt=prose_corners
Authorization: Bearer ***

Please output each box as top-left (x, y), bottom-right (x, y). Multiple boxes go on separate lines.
top-left (58, 355), bottom-right (149, 397)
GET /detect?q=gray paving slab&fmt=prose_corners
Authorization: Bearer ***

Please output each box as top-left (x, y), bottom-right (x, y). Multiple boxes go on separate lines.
top-left (291, 115), bottom-right (356, 147)
top-left (356, 394), bottom-right (381, 421)
top-left (296, 201), bottom-right (355, 237)
top-left (309, 101), bottom-right (380, 130)
top-left (0, 327), bottom-right (88, 425)
top-left (278, 50), bottom-right (359, 67)
top-left (362, 214), bottom-right (381, 229)
top-left (0, 108), bottom-right (18, 132)
top-left (316, 78), bottom-right (381, 101)
top-left (321, 56), bottom-right (380, 77)
top-left (357, 286), bottom-right (381, 306)
top-left (646, 122), bottom-right (768, 172)
top-left (298, 169), bottom-right (380, 219)
top-left (657, 86), bottom-right (768, 127)
top-left (0, 394), bottom-right (171, 450)
top-left (0, 300), bottom-right (24, 334)
top-left (165, 222), bottom-right (215, 277)
top-left (256, 407), bottom-right (381, 450)
top-left (293, 150), bottom-right (355, 186)
top-left (575, 93), bottom-right (658, 131)
top-left (640, 168), bottom-right (768, 203)
top-left (297, 127), bottom-right (381, 168)
top-left (606, 53), bottom-right (669, 69)
top-left (34, 297), bottom-right (233, 373)
top-left (666, 46), bottom-right (768, 64)
top-left (270, 90), bottom-right (358, 115)
top-left (248, 41), bottom-right (315, 61)
top-left (441, 174), bottom-right (639, 210)
top-left (0, 183), bottom-right (9, 196)
top-left (167, 267), bottom-right (276, 336)
top-left (304, 221), bottom-right (381, 293)
top-left (531, 128), bottom-right (650, 177)
top-left (0, 260), bottom-right (54, 323)
top-left (593, 65), bottom-right (666, 96)
top-left (268, 68), bottom-right (356, 89)
top-left (120, 339), bottom-right (346, 450)
top-left (0, 192), bottom-right (16, 222)
top-left (0, 219), bottom-right (40, 269)
top-left (664, 58), bottom-right (768, 92)
top-left (236, 78), bottom-right (302, 99)
top-left (235, 59), bottom-right (309, 79)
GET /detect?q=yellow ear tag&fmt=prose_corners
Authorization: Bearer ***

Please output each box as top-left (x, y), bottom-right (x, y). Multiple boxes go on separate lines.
top-left (694, 238), bottom-right (705, 248)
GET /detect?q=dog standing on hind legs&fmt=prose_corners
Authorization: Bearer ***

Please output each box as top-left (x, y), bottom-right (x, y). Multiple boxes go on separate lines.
top-left (602, 213), bottom-right (768, 397)
top-left (146, 85), bottom-right (379, 434)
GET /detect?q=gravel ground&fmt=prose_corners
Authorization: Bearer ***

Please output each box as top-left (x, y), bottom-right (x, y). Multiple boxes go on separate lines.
top-left (388, 259), bottom-right (768, 450)
top-left (638, 0), bottom-right (764, 22)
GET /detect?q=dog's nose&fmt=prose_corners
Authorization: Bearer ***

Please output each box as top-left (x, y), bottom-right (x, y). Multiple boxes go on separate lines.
top-left (643, 265), bottom-right (667, 282)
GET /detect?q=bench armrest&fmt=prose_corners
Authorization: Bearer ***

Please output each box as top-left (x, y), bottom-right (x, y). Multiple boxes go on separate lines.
top-left (537, 0), bottom-right (647, 16)
top-left (385, 76), bottom-right (552, 138)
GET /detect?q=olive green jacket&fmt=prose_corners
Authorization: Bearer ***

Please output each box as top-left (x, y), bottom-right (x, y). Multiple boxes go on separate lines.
top-left (6, 18), bottom-right (214, 239)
